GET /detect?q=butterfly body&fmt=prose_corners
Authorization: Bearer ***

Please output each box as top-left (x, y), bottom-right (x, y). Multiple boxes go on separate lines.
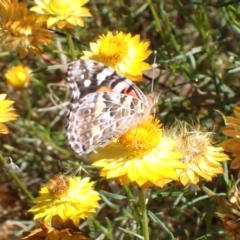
top-left (66, 59), bottom-right (159, 155)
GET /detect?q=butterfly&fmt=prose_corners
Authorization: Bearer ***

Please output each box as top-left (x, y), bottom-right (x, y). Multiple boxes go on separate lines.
top-left (66, 59), bottom-right (159, 155)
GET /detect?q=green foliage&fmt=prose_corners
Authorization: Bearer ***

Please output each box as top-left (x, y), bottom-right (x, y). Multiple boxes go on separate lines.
top-left (1, 0), bottom-right (240, 239)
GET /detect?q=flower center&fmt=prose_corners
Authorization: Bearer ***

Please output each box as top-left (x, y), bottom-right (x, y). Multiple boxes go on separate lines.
top-left (48, 174), bottom-right (70, 196)
top-left (98, 37), bottom-right (128, 66)
top-left (175, 130), bottom-right (213, 165)
top-left (119, 117), bottom-right (162, 156)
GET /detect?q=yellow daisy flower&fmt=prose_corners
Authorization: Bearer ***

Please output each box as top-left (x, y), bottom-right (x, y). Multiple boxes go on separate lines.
top-left (82, 31), bottom-right (152, 81)
top-left (173, 124), bottom-right (230, 185)
top-left (91, 116), bottom-right (185, 188)
top-left (221, 105), bottom-right (240, 176)
top-left (31, 0), bottom-right (92, 29)
top-left (4, 65), bottom-right (32, 90)
top-left (0, 0), bottom-right (53, 58)
top-left (0, 94), bottom-right (18, 134)
top-left (29, 174), bottom-right (100, 226)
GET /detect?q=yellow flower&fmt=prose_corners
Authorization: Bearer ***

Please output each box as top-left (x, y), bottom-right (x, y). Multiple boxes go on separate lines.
top-left (82, 31), bottom-right (152, 81)
top-left (31, 0), bottom-right (92, 29)
top-left (29, 174), bottom-right (100, 226)
top-left (221, 105), bottom-right (240, 176)
top-left (5, 65), bottom-right (32, 90)
top-left (0, 94), bottom-right (18, 134)
top-left (22, 216), bottom-right (89, 240)
top-left (173, 123), bottom-right (230, 185)
top-left (91, 116), bottom-right (185, 188)
top-left (0, 0), bottom-right (53, 58)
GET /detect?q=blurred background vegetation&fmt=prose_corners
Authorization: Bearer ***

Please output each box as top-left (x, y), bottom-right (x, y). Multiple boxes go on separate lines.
top-left (1, 0), bottom-right (240, 239)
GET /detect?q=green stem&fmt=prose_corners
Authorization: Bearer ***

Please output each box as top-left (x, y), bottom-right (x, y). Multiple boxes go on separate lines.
top-left (89, 215), bottom-right (114, 240)
top-left (138, 188), bottom-right (149, 240)
top-left (66, 30), bottom-right (76, 60)
top-left (146, 0), bottom-right (162, 33)
top-left (146, 0), bottom-right (180, 53)
top-left (0, 155), bottom-right (34, 201)
top-left (22, 90), bottom-right (32, 120)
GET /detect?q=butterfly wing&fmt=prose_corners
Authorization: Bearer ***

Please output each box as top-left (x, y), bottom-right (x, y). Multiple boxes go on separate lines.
top-left (67, 91), bottom-right (147, 155)
top-left (66, 59), bottom-right (157, 155)
top-left (66, 59), bottom-right (149, 103)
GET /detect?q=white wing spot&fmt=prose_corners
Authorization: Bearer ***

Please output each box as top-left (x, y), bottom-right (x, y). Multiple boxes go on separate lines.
top-left (85, 116), bottom-right (92, 121)
top-left (84, 79), bottom-right (91, 87)
top-left (96, 68), bottom-right (114, 84)
top-left (89, 102), bottom-right (95, 108)
top-left (85, 132), bottom-right (91, 137)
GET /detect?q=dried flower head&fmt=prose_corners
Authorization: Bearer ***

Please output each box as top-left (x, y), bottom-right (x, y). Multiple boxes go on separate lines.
top-left (172, 122), bottom-right (229, 185)
top-left (0, 0), bottom-right (53, 57)
top-left (22, 216), bottom-right (89, 240)
top-left (216, 191), bottom-right (240, 240)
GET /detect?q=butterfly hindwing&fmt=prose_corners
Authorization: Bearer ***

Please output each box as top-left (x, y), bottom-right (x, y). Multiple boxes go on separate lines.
top-left (67, 91), bottom-right (146, 154)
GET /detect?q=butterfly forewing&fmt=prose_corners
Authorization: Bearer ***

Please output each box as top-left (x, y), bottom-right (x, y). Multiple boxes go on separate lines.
top-left (67, 60), bottom-right (148, 102)
top-left (66, 59), bottom-right (159, 155)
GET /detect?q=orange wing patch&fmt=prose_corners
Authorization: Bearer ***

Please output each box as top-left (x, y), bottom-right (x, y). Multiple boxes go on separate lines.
top-left (96, 86), bottom-right (113, 92)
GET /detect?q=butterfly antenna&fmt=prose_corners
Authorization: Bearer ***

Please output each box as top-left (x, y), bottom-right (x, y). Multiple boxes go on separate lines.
top-left (151, 50), bottom-right (157, 92)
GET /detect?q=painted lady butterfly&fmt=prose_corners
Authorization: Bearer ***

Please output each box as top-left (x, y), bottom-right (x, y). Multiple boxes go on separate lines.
top-left (66, 59), bottom-right (159, 155)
